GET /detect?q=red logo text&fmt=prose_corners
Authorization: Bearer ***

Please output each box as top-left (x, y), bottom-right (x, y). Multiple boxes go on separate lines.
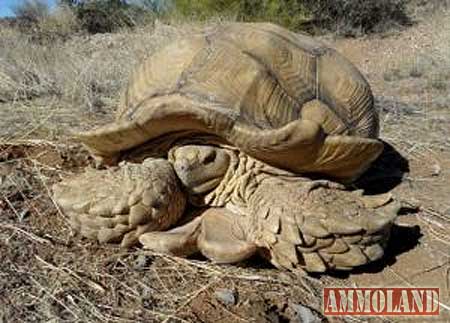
top-left (323, 288), bottom-right (440, 316)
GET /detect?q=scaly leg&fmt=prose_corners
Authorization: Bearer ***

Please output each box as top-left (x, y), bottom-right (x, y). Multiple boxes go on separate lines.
top-left (53, 158), bottom-right (186, 247)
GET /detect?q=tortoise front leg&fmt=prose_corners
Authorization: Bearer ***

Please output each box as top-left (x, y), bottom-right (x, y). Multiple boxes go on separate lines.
top-left (53, 158), bottom-right (186, 247)
top-left (248, 177), bottom-right (400, 273)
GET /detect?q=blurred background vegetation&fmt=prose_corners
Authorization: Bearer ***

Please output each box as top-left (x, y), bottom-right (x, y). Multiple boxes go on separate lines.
top-left (2, 0), bottom-right (422, 40)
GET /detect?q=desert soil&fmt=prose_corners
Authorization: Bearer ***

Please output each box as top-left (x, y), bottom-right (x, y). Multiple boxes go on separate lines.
top-left (1, 10), bottom-right (450, 323)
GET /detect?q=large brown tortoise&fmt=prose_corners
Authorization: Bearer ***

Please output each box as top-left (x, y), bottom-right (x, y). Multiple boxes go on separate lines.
top-left (53, 23), bottom-right (399, 273)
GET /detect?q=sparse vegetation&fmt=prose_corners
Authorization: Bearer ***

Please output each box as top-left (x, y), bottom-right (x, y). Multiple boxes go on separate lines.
top-left (382, 55), bottom-right (450, 94)
top-left (35, 5), bottom-right (81, 42)
top-left (429, 70), bottom-right (450, 91)
top-left (169, 0), bottom-right (411, 35)
top-left (4, 0), bottom-right (415, 39)
top-left (12, 0), bottom-right (50, 24)
top-left (1, 1), bottom-right (450, 322)
top-left (66, 0), bottom-right (154, 34)
top-left (306, 0), bottom-right (410, 35)
top-left (383, 57), bottom-right (428, 82)
top-left (171, 0), bottom-right (311, 29)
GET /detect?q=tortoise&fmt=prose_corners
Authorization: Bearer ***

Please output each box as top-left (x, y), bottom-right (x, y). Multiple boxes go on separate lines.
top-left (53, 23), bottom-right (393, 272)
top-left (77, 22), bottom-right (382, 182)
top-left (54, 144), bottom-right (399, 272)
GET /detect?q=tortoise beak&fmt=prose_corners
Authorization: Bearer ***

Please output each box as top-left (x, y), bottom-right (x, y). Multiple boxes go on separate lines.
top-left (379, 201), bottom-right (401, 222)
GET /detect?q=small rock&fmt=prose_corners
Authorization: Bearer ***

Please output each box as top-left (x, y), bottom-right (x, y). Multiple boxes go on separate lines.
top-left (133, 254), bottom-right (152, 271)
top-left (266, 310), bottom-right (280, 323)
top-left (214, 288), bottom-right (238, 306)
top-left (18, 208), bottom-right (30, 222)
top-left (291, 303), bottom-right (321, 323)
top-left (431, 163), bottom-right (441, 177)
top-left (277, 272), bottom-right (294, 283)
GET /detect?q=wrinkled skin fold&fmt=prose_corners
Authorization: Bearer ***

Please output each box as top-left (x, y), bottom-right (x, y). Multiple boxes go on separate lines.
top-left (53, 145), bottom-right (399, 273)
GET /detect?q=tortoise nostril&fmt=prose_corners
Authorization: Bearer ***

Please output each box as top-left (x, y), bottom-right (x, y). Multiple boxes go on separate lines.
top-left (202, 150), bottom-right (217, 164)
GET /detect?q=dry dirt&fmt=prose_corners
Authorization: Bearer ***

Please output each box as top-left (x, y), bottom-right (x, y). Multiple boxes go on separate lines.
top-left (1, 10), bottom-right (450, 323)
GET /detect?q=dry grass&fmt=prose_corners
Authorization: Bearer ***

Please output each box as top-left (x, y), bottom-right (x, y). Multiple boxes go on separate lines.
top-left (0, 142), bottom-right (329, 322)
top-left (0, 23), bottom-right (171, 141)
top-left (382, 55), bottom-right (450, 94)
top-left (0, 25), bottom-right (142, 106)
top-left (1, 9), bottom-right (450, 323)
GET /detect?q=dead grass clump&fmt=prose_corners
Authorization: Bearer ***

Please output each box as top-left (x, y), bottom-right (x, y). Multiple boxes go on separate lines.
top-left (0, 22), bottom-right (180, 108)
top-left (428, 69), bottom-right (450, 91)
top-left (0, 28), bottom-right (64, 102)
top-left (382, 55), bottom-right (450, 93)
top-left (408, 0), bottom-right (450, 18)
top-left (11, 0), bottom-right (50, 27)
top-left (35, 5), bottom-right (81, 42)
top-left (382, 56), bottom-right (428, 82)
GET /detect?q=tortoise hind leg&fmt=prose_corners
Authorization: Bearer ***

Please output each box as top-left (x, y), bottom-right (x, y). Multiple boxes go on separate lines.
top-left (197, 208), bottom-right (258, 264)
top-left (139, 215), bottom-right (203, 257)
top-left (140, 208), bottom-right (258, 264)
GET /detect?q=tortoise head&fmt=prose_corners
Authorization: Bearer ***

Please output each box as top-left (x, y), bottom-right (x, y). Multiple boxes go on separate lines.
top-left (169, 145), bottom-right (231, 195)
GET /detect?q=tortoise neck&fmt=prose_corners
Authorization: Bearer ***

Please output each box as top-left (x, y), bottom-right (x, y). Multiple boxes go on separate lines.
top-left (199, 149), bottom-right (297, 208)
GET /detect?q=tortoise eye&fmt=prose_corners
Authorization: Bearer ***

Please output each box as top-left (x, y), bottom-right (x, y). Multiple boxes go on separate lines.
top-left (202, 149), bottom-right (217, 164)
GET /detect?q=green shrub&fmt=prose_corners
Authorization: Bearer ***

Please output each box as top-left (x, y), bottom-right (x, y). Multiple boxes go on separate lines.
top-left (171, 0), bottom-right (312, 29)
top-left (238, 0), bottom-right (311, 30)
top-left (170, 0), bottom-right (411, 35)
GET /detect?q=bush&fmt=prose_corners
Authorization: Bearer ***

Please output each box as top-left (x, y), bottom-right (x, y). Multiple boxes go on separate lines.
top-left (304, 0), bottom-right (411, 35)
top-left (170, 0), bottom-right (411, 35)
top-left (9, 0), bottom-right (412, 38)
top-left (240, 0), bottom-right (311, 30)
top-left (36, 5), bottom-right (81, 42)
top-left (10, 2), bottom-right (80, 43)
top-left (11, 0), bottom-right (50, 33)
top-left (12, 0), bottom-right (50, 24)
top-left (171, 0), bottom-right (312, 29)
top-left (67, 0), bottom-right (154, 34)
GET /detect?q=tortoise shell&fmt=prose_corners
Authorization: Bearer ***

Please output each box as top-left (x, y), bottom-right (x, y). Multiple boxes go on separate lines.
top-left (78, 23), bottom-right (382, 182)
